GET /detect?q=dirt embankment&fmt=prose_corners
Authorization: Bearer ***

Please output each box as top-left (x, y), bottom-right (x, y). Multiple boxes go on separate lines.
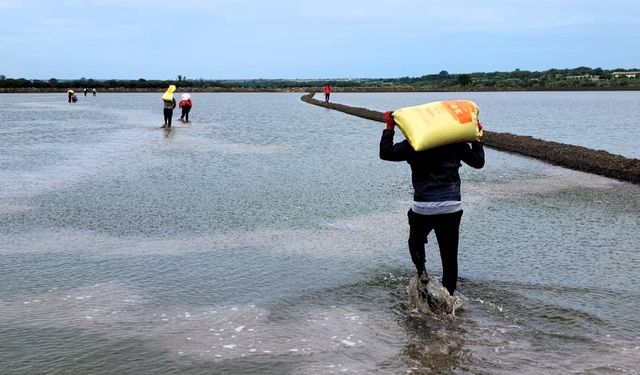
top-left (301, 93), bottom-right (640, 185)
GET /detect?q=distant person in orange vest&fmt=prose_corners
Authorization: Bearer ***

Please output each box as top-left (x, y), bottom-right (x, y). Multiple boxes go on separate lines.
top-left (323, 83), bottom-right (332, 103)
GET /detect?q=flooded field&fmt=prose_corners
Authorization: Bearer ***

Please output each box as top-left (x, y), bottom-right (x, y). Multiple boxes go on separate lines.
top-left (1, 92), bottom-right (638, 374)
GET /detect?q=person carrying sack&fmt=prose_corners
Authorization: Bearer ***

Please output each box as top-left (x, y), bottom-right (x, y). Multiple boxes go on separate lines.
top-left (161, 85), bottom-right (176, 128)
top-left (379, 110), bottom-right (484, 295)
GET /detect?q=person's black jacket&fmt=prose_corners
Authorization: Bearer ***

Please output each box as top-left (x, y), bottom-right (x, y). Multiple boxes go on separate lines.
top-left (379, 129), bottom-right (485, 202)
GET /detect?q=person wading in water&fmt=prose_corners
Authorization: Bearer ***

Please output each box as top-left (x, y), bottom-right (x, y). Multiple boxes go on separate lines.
top-left (379, 111), bottom-right (484, 296)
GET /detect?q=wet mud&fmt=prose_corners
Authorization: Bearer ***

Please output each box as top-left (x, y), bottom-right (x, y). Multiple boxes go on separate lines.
top-left (301, 93), bottom-right (640, 185)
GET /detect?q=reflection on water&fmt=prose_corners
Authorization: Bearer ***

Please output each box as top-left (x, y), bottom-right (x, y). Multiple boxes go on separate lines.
top-left (0, 93), bottom-right (638, 374)
top-left (162, 126), bottom-right (176, 139)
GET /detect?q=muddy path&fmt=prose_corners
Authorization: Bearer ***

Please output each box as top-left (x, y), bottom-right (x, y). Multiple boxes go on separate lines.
top-left (301, 93), bottom-right (640, 185)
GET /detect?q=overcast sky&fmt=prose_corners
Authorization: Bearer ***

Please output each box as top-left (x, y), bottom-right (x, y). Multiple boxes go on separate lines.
top-left (1, 0), bottom-right (639, 80)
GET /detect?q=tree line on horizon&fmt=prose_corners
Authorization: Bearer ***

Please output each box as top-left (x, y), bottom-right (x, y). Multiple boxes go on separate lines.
top-left (0, 67), bottom-right (638, 91)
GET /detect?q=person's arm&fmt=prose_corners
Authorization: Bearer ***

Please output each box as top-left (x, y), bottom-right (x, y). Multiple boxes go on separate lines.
top-left (460, 140), bottom-right (485, 168)
top-left (379, 111), bottom-right (411, 161)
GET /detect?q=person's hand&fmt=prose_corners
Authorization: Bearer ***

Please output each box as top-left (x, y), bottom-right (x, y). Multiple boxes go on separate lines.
top-left (476, 120), bottom-right (484, 141)
top-left (384, 111), bottom-right (395, 130)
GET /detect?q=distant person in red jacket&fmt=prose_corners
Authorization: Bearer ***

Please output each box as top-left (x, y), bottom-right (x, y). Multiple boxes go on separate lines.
top-left (323, 83), bottom-right (332, 103)
top-left (179, 93), bottom-right (193, 123)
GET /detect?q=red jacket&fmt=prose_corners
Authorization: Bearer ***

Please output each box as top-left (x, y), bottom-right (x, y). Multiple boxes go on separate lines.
top-left (179, 99), bottom-right (192, 108)
top-left (323, 85), bottom-right (332, 94)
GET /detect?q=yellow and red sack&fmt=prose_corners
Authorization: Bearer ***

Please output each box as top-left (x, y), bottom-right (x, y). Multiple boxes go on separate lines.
top-left (392, 100), bottom-right (483, 151)
top-left (161, 85), bottom-right (176, 101)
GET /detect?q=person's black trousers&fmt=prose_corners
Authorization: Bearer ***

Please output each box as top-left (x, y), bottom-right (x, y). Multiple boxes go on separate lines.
top-left (407, 209), bottom-right (463, 295)
top-left (181, 107), bottom-right (190, 122)
top-left (163, 108), bottom-right (173, 126)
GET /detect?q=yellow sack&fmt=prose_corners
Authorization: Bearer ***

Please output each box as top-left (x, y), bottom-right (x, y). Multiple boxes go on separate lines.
top-left (392, 100), bottom-right (483, 151)
top-left (161, 85), bottom-right (176, 101)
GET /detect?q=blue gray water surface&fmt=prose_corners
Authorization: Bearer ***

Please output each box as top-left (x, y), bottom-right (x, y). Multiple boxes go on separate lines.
top-left (0, 92), bottom-right (639, 374)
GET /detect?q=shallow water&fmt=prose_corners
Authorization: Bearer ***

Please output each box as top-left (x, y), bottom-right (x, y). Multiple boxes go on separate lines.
top-left (0, 92), bottom-right (639, 374)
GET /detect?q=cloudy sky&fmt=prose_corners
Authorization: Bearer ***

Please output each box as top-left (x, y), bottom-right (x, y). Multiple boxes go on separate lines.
top-left (1, 0), bottom-right (638, 80)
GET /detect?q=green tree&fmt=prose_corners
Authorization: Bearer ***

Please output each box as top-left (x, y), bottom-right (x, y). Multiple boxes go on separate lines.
top-left (457, 74), bottom-right (472, 86)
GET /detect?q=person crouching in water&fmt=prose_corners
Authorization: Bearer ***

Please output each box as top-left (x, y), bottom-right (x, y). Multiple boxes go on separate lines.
top-left (179, 93), bottom-right (192, 123)
top-left (161, 85), bottom-right (177, 128)
top-left (379, 111), bottom-right (484, 296)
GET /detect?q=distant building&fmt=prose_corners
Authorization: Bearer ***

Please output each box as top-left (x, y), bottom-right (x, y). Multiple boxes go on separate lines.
top-left (566, 74), bottom-right (600, 81)
top-left (612, 71), bottom-right (639, 79)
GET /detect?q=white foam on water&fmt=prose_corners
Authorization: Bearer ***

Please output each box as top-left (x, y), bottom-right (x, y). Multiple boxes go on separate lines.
top-left (340, 340), bottom-right (356, 347)
top-left (0, 281), bottom-right (407, 373)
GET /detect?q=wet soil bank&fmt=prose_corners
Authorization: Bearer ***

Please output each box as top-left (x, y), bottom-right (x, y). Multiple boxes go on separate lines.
top-left (301, 93), bottom-right (640, 185)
